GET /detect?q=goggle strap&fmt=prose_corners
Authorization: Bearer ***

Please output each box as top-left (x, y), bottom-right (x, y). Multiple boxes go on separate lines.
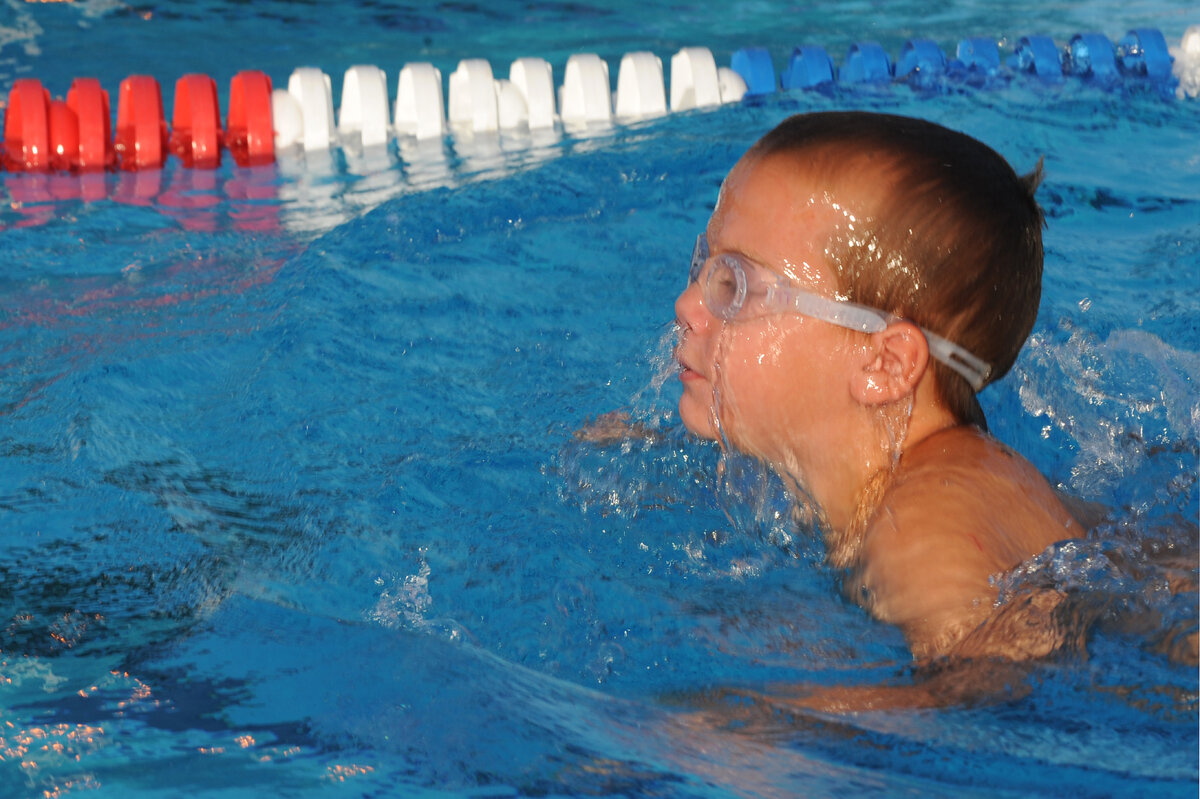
top-left (775, 285), bottom-right (993, 392)
top-left (923, 330), bottom-right (992, 392)
top-left (783, 288), bottom-right (889, 334)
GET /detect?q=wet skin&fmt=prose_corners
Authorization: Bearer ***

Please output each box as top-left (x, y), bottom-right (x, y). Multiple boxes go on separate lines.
top-left (675, 151), bottom-right (1082, 662)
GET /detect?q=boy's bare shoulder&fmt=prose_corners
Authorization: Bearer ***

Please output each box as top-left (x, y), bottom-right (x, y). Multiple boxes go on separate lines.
top-left (885, 426), bottom-right (1079, 548)
top-left (854, 426), bottom-right (1081, 658)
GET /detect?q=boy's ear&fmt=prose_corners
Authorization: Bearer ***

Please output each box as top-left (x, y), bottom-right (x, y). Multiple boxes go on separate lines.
top-left (850, 321), bottom-right (930, 406)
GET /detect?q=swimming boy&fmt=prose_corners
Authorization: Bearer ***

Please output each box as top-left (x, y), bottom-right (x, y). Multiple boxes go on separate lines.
top-left (675, 111), bottom-right (1086, 668)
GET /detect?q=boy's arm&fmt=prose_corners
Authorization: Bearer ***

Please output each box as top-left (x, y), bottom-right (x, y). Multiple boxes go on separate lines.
top-left (572, 410), bottom-right (663, 444)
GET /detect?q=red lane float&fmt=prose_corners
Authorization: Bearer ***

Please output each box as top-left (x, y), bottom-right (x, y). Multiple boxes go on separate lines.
top-left (115, 75), bottom-right (167, 170)
top-left (226, 70), bottom-right (275, 167)
top-left (47, 99), bottom-right (78, 172)
top-left (66, 77), bottom-right (114, 170)
top-left (3, 78), bottom-right (52, 172)
top-left (169, 73), bottom-right (221, 168)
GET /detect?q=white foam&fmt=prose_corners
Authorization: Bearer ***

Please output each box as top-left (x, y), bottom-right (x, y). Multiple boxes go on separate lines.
top-left (1170, 24), bottom-right (1200, 99)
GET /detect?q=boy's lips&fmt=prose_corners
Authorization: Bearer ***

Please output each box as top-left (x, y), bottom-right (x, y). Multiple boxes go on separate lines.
top-left (674, 328), bottom-right (707, 382)
top-left (675, 352), bottom-right (706, 382)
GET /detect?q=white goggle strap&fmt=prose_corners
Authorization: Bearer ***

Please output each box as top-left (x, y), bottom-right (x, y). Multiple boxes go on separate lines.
top-left (779, 285), bottom-right (993, 391)
top-left (773, 285), bottom-right (889, 334)
top-left (922, 331), bottom-right (992, 392)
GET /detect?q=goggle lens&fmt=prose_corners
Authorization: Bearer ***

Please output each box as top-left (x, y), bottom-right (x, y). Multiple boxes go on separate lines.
top-left (702, 255), bottom-right (748, 320)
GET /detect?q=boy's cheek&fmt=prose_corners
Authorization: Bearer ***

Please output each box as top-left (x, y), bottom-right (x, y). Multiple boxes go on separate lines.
top-left (727, 321), bottom-right (806, 366)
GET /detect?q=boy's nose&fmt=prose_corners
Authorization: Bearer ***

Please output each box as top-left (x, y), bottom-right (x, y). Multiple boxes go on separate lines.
top-left (674, 280), bottom-right (712, 332)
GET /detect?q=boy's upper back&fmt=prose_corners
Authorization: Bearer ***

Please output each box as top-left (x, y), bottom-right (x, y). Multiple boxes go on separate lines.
top-left (851, 425), bottom-right (1082, 660)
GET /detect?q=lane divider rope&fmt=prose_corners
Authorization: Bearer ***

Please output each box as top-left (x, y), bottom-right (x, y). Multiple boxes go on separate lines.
top-left (1, 27), bottom-right (1195, 177)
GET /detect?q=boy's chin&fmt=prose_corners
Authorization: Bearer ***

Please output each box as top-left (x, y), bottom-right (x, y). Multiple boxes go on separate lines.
top-left (678, 403), bottom-right (719, 440)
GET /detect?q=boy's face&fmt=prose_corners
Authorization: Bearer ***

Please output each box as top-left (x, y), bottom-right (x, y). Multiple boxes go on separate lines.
top-left (674, 152), bottom-right (869, 466)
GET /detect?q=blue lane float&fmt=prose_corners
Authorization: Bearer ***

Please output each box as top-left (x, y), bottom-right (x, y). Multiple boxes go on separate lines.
top-left (842, 42), bottom-right (893, 83)
top-left (731, 47), bottom-right (777, 95)
top-left (1009, 35), bottom-right (1065, 80)
top-left (896, 39), bottom-right (948, 81)
top-left (780, 46), bottom-right (836, 90)
top-left (956, 37), bottom-right (1002, 73)
top-left (1118, 28), bottom-right (1174, 79)
top-left (1068, 33), bottom-right (1121, 81)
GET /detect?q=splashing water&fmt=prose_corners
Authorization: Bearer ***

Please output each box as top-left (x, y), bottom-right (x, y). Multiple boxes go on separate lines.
top-left (1019, 321), bottom-right (1200, 504)
top-left (371, 550), bottom-right (472, 645)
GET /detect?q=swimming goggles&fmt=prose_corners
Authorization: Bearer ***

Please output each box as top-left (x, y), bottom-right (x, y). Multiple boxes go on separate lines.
top-left (689, 234), bottom-right (992, 391)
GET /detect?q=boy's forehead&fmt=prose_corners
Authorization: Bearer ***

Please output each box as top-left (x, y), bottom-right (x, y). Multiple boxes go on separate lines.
top-left (710, 153), bottom-right (854, 260)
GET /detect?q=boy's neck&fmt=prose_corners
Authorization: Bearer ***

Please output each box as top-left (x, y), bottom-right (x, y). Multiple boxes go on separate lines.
top-left (813, 386), bottom-right (963, 558)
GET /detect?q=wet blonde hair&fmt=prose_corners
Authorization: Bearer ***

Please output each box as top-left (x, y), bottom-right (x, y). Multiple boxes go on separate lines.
top-left (750, 111), bottom-right (1045, 428)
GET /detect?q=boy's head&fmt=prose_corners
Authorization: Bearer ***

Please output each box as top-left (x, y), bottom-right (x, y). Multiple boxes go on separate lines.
top-left (746, 111), bottom-right (1045, 426)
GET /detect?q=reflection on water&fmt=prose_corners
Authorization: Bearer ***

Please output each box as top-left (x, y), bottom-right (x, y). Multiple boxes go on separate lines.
top-left (0, 120), bottom-right (579, 241)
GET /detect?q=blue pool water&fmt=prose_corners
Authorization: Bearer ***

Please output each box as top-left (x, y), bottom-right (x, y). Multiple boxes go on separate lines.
top-left (1, 1), bottom-right (1197, 797)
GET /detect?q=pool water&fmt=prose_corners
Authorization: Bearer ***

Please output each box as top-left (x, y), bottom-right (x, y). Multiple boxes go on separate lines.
top-left (1, 1), bottom-right (1197, 797)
